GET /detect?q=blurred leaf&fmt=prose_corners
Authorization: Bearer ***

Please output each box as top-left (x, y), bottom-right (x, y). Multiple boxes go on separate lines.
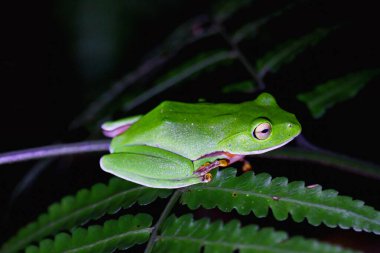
top-left (153, 214), bottom-right (359, 253)
top-left (182, 168), bottom-right (380, 234)
top-left (151, 15), bottom-right (216, 56)
top-left (158, 50), bottom-right (234, 81)
top-left (70, 57), bottom-right (167, 129)
top-left (297, 69), bottom-right (380, 118)
top-left (232, 2), bottom-right (296, 44)
top-left (222, 80), bottom-right (257, 93)
top-left (26, 214), bottom-right (152, 253)
top-left (213, 0), bottom-right (252, 22)
top-left (232, 21), bottom-right (264, 44)
top-left (1, 178), bottom-right (171, 253)
top-left (256, 27), bottom-right (332, 77)
top-left (122, 50), bottom-right (237, 111)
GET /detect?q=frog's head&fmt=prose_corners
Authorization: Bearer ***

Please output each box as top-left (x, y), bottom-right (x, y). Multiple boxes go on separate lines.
top-left (218, 93), bottom-right (301, 155)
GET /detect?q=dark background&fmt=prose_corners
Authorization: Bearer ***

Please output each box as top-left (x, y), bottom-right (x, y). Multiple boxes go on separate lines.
top-left (1, 0), bottom-right (380, 252)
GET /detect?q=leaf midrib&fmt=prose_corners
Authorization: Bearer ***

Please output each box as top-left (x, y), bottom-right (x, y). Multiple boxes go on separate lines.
top-left (157, 235), bottom-right (335, 253)
top-left (63, 228), bottom-right (152, 253)
top-left (197, 185), bottom-right (380, 226)
top-left (4, 186), bottom-right (146, 253)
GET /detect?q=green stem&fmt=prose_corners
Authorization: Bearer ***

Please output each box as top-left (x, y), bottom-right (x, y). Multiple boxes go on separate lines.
top-left (261, 146), bottom-right (380, 180)
top-left (216, 23), bottom-right (265, 90)
top-left (144, 189), bottom-right (183, 253)
top-left (2, 139), bottom-right (379, 180)
top-left (0, 140), bottom-right (110, 166)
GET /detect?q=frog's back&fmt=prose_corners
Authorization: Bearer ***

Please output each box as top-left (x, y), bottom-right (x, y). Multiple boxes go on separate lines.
top-left (110, 101), bottom-right (249, 160)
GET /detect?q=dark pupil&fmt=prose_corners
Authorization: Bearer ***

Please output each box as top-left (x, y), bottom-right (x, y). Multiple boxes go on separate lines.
top-left (261, 128), bottom-right (269, 133)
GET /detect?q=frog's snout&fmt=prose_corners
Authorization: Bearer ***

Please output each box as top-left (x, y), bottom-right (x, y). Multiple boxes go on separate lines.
top-left (286, 120), bottom-right (302, 138)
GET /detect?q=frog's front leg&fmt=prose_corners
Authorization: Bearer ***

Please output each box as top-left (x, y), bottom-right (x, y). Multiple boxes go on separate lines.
top-left (100, 145), bottom-right (205, 189)
top-left (225, 152), bottom-right (253, 172)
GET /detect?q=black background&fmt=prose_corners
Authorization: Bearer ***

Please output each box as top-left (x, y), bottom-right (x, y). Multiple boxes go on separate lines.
top-left (1, 0), bottom-right (380, 252)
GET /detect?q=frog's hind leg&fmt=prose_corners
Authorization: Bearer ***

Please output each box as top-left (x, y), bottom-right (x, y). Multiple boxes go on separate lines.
top-left (194, 152), bottom-right (250, 175)
top-left (194, 159), bottom-right (229, 176)
top-left (102, 115), bottom-right (142, 137)
top-left (100, 145), bottom-right (203, 188)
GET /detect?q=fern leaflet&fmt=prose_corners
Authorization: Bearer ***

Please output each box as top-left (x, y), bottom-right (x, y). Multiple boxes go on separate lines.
top-left (153, 214), bottom-right (359, 253)
top-left (181, 168), bottom-right (380, 234)
top-left (122, 50), bottom-right (237, 112)
top-left (256, 27), bottom-right (331, 78)
top-left (26, 213), bottom-right (152, 253)
top-left (297, 69), bottom-right (380, 118)
top-left (1, 178), bottom-right (171, 253)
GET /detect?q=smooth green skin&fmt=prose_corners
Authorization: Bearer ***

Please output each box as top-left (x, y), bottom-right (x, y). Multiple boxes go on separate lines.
top-left (100, 93), bottom-right (301, 188)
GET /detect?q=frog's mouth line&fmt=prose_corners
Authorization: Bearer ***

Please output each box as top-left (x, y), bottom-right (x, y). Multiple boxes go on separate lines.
top-left (242, 137), bottom-right (296, 155)
top-left (201, 137), bottom-right (297, 159)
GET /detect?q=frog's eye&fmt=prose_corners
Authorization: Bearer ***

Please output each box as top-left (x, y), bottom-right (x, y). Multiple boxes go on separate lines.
top-left (253, 123), bottom-right (271, 140)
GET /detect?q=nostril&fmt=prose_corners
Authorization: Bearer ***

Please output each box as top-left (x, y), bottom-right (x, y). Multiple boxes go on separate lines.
top-left (287, 123), bottom-right (292, 128)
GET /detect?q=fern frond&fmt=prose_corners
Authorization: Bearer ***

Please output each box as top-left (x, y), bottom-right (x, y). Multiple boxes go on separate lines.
top-left (181, 168), bottom-right (380, 234)
top-left (153, 214), bottom-right (359, 253)
top-left (256, 27), bottom-right (331, 77)
top-left (297, 69), bottom-right (380, 118)
top-left (221, 80), bottom-right (256, 94)
top-left (1, 178), bottom-right (171, 253)
top-left (26, 213), bottom-right (153, 253)
top-left (231, 2), bottom-right (295, 44)
top-left (122, 50), bottom-right (237, 112)
top-left (213, 0), bottom-right (252, 22)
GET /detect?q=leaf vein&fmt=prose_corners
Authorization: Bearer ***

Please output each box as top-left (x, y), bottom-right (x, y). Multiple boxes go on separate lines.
top-left (200, 186), bottom-right (379, 225)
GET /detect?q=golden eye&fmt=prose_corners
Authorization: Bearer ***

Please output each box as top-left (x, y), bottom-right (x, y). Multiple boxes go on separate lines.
top-left (253, 123), bottom-right (271, 140)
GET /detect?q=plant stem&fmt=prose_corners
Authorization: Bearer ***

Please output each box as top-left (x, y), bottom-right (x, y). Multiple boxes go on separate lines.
top-left (1, 138), bottom-right (379, 180)
top-left (144, 189), bottom-right (183, 253)
top-left (295, 134), bottom-right (325, 152)
top-left (261, 146), bottom-right (380, 180)
top-left (216, 23), bottom-right (266, 90)
top-left (0, 140), bottom-right (110, 165)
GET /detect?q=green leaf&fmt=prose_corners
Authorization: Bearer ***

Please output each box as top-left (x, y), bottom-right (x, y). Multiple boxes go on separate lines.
top-left (1, 178), bottom-right (171, 253)
top-left (213, 0), bottom-right (252, 22)
top-left (153, 214), bottom-right (359, 253)
top-left (181, 168), bottom-right (380, 234)
top-left (26, 213), bottom-right (153, 253)
top-left (297, 69), bottom-right (380, 118)
top-left (256, 28), bottom-right (331, 77)
top-left (222, 80), bottom-right (257, 94)
top-left (231, 21), bottom-right (264, 44)
top-left (231, 2), bottom-right (295, 44)
top-left (122, 50), bottom-right (237, 112)
top-left (153, 16), bottom-right (216, 56)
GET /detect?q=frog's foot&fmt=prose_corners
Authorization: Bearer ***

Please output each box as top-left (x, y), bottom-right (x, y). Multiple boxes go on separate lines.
top-left (201, 173), bottom-right (213, 183)
top-left (101, 115), bottom-right (142, 137)
top-left (224, 153), bottom-right (252, 172)
top-left (242, 160), bottom-right (252, 172)
top-left (194, 159), bottom-right (229, 176)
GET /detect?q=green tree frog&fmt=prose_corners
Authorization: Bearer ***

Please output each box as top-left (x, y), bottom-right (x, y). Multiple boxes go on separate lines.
top-left (100, 93), bottom-right (301, 188)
